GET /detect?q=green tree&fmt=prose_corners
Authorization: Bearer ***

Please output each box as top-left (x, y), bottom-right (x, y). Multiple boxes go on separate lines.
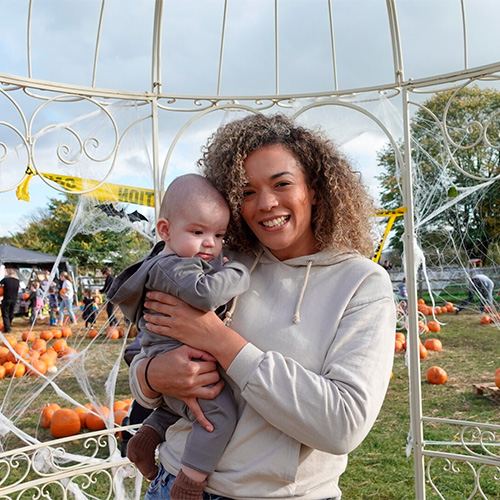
top-left (377, 86), bottom-right (500, 264)
top-left (10, 194), bottom-right (151, 274)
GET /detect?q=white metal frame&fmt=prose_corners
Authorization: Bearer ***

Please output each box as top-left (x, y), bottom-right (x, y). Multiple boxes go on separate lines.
top-left (1, 1), bottom-right (500, 498)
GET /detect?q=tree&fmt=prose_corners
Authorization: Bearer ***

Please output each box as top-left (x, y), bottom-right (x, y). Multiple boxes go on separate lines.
top-left (377, 86), bottom-right (500, 265)
top-left (9, 194), bottom-right (151, 274)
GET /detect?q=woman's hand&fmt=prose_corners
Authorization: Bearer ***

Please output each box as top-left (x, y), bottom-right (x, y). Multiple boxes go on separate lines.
top-left (143, 291), bottom-right (248, 370)
top-left (136, 346), bottom-right (223, 431)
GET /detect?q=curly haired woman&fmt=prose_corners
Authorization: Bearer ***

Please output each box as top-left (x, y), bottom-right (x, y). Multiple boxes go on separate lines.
top-left (130, 113), bottom-right (395, 500)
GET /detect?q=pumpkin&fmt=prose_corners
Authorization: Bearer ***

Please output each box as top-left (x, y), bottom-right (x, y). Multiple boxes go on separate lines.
top-left (88, 329), bottom-right (99, 339)
top-left (424, 338), bottom-right (443, 351)
top-left (7, 343), bottom-right (30, 363)
top-left (59, 347), bottom-right (77, 358)
top-left (28, 359), bottom-right (48, 376)
top-left (417, 298), bottom-right (425, 305)
top-left (52, 329), bottom-right (62, 339)
top-left (4, 335), bottom-right (17, 348)
top-left (40, 330), bottom-right (54, 341)
top-left (106, 327), bottom-right (120, 340)
top-left (22, 292), bottom-right (30, 301)
top-left (0, 287), bottom-right (3, 297)
top-left (395, 340), bottom-right (405, 352)
top-left (40, 403), bottom-right (61, 428)
top-left (32, 338), bottom-right (47, 352)
top-left (86, 406), bottom-right (111, 431)
top-left (0, 346), bottom-right (10, 364)
top-left (50, 408), bottom-right (81, 438)
top-left (39, 353), bottom-right (56, 368)
top-left (419, 344), bottom-right (428, 359)
top-left (395, 332), bottom-right (406, 343)
top-left (61, 326), bottom-right (72, 338)
top-left (113, 400), bottom-right (128, 412)
top-left (427, 366), bottom-right (447, 384)
top-left (12, 363), bottom-right (26, 377)
top-left (480, 315), bottom-right (492, 325)
top-left (22, 331), bottom-right (36, 342)
top-left (495, 372), bottom-right (500, 390)
top-left (52, 339), bottom-right (68, 353)
top-left (75, 406), bottom-right (89, 427)
top-left (0, 365), bottom-right (6, 379)
top-left (427, 321), bottom-right (441, 333)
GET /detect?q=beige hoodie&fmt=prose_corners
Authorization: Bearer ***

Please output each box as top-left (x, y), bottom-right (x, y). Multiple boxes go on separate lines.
top-left (130, 245), bottom-right (395, 499)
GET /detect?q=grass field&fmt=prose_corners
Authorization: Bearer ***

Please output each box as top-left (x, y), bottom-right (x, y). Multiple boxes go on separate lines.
top-left (1, 302), bottom-right (499, 499)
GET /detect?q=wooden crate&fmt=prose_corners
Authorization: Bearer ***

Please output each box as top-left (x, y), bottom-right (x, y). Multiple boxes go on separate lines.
top-left (472, 382), bottom-right (500, 402)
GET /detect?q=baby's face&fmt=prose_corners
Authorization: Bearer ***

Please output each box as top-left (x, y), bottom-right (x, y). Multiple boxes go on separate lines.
top-left (165, 199), bottom-right (229, 262)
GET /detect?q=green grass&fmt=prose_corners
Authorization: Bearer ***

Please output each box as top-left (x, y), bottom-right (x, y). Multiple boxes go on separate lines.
top-left (339, 310), bottom-right (500, 499)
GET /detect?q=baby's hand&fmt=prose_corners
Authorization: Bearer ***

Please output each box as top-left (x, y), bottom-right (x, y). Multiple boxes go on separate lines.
top-left (222, 257), bottom-right (229, 264)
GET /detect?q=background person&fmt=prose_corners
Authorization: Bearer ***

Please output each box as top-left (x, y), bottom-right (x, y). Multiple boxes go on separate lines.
top-left (130, 113), bottom-right (396, 499)
top-left (0, 269), bottom-right (20, 333)
top-left (59, 271), bottom-right (77, 325)
top-left (456, 273), bottom-right (495, 314)
top-left (109, 174), bottom-right (250, 497)
top-left (100, 266), bottom-right (118, 326)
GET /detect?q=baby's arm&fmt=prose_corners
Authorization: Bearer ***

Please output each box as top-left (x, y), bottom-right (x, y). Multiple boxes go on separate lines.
top-left (146, 256), bottom-right (250, 312)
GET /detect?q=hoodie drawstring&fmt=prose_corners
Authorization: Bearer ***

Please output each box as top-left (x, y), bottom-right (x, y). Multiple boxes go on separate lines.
top-left (292, 259), bottom-right (313, 325)
top-left (224, 248), bottom-right (264, 326)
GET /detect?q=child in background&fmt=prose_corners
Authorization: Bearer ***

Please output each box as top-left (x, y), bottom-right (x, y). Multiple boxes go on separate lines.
top-left (81, 288), bottom-right (97, 328)
top-left (108, 174), bottom-right (250, 499)
top-left (48, 286), bottom-right (59, 326)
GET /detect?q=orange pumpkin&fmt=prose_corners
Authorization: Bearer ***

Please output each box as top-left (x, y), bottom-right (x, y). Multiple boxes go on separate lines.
top-left (0, 365), bottom-right (6, 379)
top-left (40, 330), bottom-right (54, 341)
top-left (86, 406), bottom-right (111, 431)
top-left (480, 315), bottom-right (492, 325)
top-left (32, 338), bottom-right (47, 352)
top-left (50, 408), bottom-right (81, 438)
top-left (395, 332), bottom-right (406, 343)
top-left (61, 326), bottom-right (72, 338)
top-left (427, 321), bottom-right (441, 333)
top-left (495, 372), bottom-right (500, 390)
top-left (113, 400), bottom-right (128, 412)
top-left (419, 344), bottom-right (428, 359)
top-left (106, 327), bottom-right (120, 340)
top-left (52, 339), bottom-right (68, 353)
top-left (52, 329), bottom-right (62, 339)
top-left (28, 359), bottom-right (48, 376)
top-left (40, 403), bottom-right (61, 428)
top-left (427, 366), bottom-right (447, 384)
top-left (12, 362), bottom-right (26, 377)
top-left (88, 329), bottom-right (99, 339)
top-left (417, 298), bottom-right (425, 305)
top-left (4, 335), bottom-right (17, 348)
top-left (75, 406), bottom-right (89, 428)
top-left (3, 361), bottom-right (15, 377)
top-left (0, 346), bottom-right (10, 364)
top-left (395, 340), bottom-right (405, 352)
top-left (22, 292), bottom-right (30, 301)
top-left (424, 338), bottom-right (443, 352)
top-left (22, 331), bottom-right (36, 342)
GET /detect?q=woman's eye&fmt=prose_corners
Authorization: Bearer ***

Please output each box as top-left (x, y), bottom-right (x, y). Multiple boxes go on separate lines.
top-left (276, 181), bottom-right (291, 188)
top-left (242, 190), bottom-right (254, 198)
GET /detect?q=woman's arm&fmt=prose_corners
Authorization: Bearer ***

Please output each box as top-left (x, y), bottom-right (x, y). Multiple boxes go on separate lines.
top-left (143, 291), bottom-right (248, 370)
top-left (129, 344), bottom-right (225, 430)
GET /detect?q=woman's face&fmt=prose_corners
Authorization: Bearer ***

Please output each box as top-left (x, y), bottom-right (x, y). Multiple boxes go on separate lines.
top-left (241, 144), bottom-right (317, 260)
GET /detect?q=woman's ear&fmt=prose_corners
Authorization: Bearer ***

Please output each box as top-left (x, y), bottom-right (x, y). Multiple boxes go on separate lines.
top-left (156, 218), bottom-right (170, 241)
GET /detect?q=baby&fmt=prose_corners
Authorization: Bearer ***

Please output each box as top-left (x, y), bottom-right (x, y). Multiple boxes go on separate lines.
top-left (108, 174), bottom-right (249, 499)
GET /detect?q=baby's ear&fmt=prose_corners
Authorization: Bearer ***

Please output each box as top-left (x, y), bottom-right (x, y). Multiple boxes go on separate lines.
top-left (156, 217), bottom-right (170, 241)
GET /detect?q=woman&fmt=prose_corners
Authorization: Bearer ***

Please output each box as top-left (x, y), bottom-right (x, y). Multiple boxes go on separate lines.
top-left (130, 114), bottom-right (395, 499)
top-left (58, 271), bottom-right (77, 325)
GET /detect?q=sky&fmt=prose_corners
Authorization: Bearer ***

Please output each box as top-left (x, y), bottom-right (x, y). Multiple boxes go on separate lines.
top-left (1, 0), bottom-right (500, 238)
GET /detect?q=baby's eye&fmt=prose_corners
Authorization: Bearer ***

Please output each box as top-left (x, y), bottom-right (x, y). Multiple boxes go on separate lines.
top-left (193, 230), bottom-right (203, 235)
top-left (215, 233), bottom-right (224, 239)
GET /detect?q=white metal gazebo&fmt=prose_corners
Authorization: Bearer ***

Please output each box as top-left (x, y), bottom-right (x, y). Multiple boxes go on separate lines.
top-left (1, 1), bottom-right (500, 498)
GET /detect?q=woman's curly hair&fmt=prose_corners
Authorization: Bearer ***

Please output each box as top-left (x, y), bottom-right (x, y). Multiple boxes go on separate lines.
top-left (199, 113), bottom-right (376, 257)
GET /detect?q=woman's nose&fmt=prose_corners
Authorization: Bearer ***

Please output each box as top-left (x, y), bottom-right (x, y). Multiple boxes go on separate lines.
top-left (257, 190), bottom-right (278, 211)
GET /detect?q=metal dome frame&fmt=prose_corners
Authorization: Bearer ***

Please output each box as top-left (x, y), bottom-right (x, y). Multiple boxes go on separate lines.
top-left (1, 1), bottom-right (500, 498)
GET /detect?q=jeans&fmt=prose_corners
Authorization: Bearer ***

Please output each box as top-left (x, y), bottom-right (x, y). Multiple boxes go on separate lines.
top-left (144, 463), bottom-right (336, 500)
top-left (59, 298), bottom-right (76, 323)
